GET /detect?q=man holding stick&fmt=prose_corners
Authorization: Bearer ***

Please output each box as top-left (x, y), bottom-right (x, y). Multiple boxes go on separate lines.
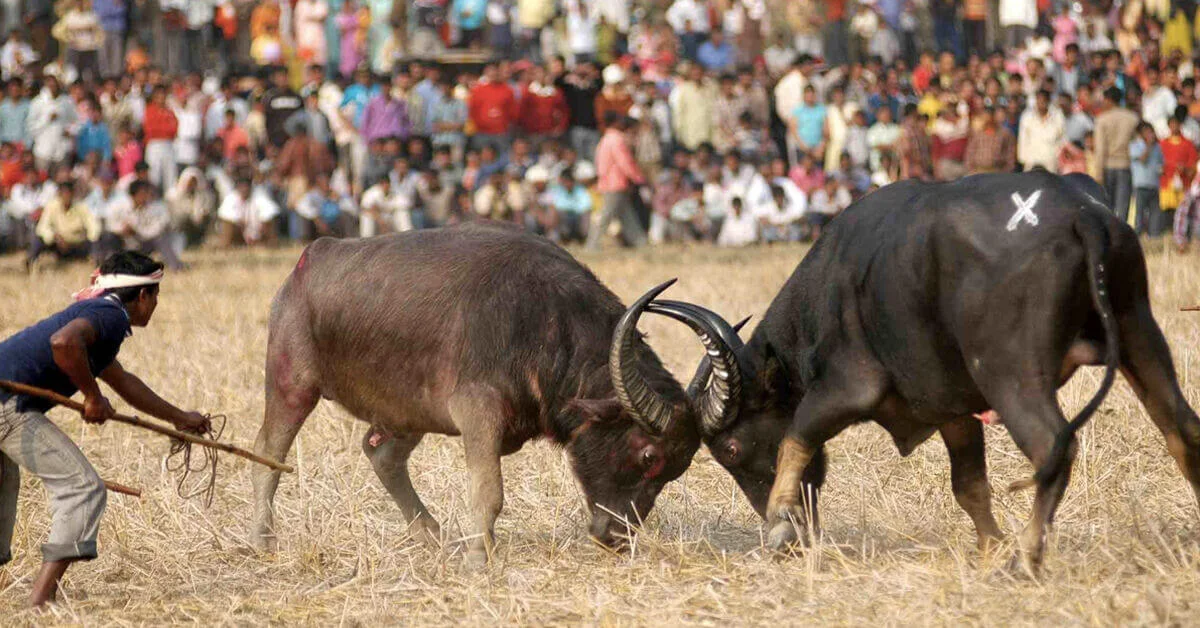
top-left (0, 251), bottom-right (209, 606)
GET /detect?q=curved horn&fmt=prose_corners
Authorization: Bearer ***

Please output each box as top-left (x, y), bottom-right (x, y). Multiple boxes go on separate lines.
top-left (644, 301), bottom-right (748, 435)
top-left (610, 279), bottom-right (678, 434)
top-left (685, 315), bottom-right (751, 396)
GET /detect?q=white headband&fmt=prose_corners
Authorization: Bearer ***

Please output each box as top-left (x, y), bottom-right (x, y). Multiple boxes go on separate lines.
top-left (73, 270), bottom-right (165, 301)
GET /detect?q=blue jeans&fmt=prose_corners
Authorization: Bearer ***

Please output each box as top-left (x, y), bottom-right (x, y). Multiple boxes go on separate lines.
top-left (1135, 186), bottom-right (1165, 236)
top-left (934, 18), bottom-right (963, 62)
top-left (1104, 168), bottom-right (1133, 223)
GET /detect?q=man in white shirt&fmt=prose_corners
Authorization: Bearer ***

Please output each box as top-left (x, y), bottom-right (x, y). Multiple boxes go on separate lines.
top-left (217, 178), bottom-right (280, 246)
top-left (360, 177), bottom-right (413, 237)
top-left (26, 77), bottom-right (77, 169)
top-left (1017, 90), bottom-right (1065, 172)
top-left (108, 181), bottom-right (184, 270)
top-left (666, 0), bottom-right (711, 35)
top-left (1142, 66), bottom-right (1179, 139)
top-left (717, 196), bottom-right (758, 246)
top-left (0, 30), bottom-right (37, 81)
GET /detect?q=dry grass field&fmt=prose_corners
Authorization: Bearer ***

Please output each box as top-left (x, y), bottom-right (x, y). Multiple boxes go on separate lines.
top-left (0, 241), bottom-right (1199, 625)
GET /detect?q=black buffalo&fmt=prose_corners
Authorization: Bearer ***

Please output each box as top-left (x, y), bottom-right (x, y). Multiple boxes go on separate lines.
top-left (249, 222), bottom-right (742, 566)
top-left (687, 172), bottom-right (1200, 570)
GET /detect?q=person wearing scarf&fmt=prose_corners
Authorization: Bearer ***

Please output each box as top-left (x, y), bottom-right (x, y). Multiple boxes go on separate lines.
top-left (0, 251), bottom-right (210, 606)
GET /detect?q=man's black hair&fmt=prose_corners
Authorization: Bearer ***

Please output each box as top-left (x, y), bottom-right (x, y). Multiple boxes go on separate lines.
top-left (99, 251), bottom-right (163, 304)
top-left (134, 160), bottom-right (149, 173)
top-left (602, 110), bottom-right (621, 128)
top-left (1104, 86), bottom-right (1123, 104)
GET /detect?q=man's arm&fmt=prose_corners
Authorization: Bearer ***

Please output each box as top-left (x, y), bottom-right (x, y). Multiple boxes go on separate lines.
top-left (99, 360), bottom-right (209, 432)
top-left (50, 318), bottom-right (113, 423)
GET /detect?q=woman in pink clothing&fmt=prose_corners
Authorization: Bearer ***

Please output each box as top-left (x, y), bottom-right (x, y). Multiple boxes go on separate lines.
top-left (295, 0), bottom-right (331, 65)
top-left (1052, 13), bottom-right (1078, 64)
top-left (337, 1), bottom-right (365, 79)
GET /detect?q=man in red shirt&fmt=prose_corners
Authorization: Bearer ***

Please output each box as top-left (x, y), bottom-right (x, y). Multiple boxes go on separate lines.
top-left (142, 85), bottom-right (178, 193)
top-left (587, 112), bottom-right (647, 250)
top-left (517, 66), bottom-right (568, 148)
top-left (467, 64), bottom-right (516, 155)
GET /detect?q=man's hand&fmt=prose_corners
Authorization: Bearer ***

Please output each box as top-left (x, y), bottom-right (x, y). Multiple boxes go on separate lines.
top-left (174, 411), bottom-right (211, 434)
top-left (82, 394), bottom-right (115, 424)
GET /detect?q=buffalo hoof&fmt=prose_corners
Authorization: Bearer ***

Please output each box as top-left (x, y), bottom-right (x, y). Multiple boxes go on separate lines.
top-left (250, 526), bottom-right (278, 553)
top-left (408, 518), bottom-right (443, 548)
top-left (464, 548), bottom-right (490, 570)
top-left (766, 516), bottom-right (801, 552)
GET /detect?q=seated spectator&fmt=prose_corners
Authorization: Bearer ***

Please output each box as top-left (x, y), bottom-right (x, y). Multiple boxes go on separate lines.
top-left (755, 184), bottom-right (805, 243)
top-left (216, 177), bottom-right (281, 247)
top-left (473, 171), bottom-right (526, 223)
top-left (807, 176), bottom-right (852, 239)
top-left (107, 180), bottom-right (184, 270)
top-left (4, 168), bottom-right (49, 251)
top-left (167, 166), bottom-right (216, 248)
top-left (667, 184), bottom-right (712, 242)
top-left (294, 174), bottom-right (356, 240)
top-left (360, 176), bottom-right (413, 236)
top-left (717, 196), bottom-right (757, 247)
top-left (29, 180), bottom-right (101, 270)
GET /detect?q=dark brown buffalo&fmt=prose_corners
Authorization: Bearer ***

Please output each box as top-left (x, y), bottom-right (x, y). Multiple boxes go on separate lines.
top-left (685, 172), bottom-right (1200, 571)
top-left (249, 222), bottom-right (741, 566)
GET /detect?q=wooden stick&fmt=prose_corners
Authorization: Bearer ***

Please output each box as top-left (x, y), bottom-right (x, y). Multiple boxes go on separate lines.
top-left (0, 380), bottom-right (294, 473)
top-left (1183, 306), bottom-right (1200, 312)
top-left (104, 481), bottom-right (142, 498)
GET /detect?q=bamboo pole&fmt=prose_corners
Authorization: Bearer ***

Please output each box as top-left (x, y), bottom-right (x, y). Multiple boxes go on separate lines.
top-left (0, 380), bottom-right (294, 473)
top-left (104, 481), bottom-right (142, 497)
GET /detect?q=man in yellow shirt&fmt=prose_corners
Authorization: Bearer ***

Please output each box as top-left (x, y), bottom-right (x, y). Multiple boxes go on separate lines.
top-left (29, 180), bottom-right (102, 271)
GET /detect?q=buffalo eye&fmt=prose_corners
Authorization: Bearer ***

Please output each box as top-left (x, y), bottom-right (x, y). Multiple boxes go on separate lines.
top-left (638, 445), bottom-right (665, 479)
top-left (719, 438), bottom-right (742, 466)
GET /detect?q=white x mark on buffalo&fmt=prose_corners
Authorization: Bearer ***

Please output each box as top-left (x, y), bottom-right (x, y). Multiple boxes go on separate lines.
top-left (1006, 190), bottom-right (1042, 232)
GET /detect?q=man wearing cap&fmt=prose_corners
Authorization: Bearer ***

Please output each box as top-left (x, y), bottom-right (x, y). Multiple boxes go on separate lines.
top-left (0, 251), bottom-right (209, 606)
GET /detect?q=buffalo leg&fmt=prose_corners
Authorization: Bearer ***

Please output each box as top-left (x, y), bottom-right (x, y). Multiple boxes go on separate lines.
top-left (765, 376), bottom-right (885, 550)
top-left (1118, 305), bottom-right (1200, 505)
top-left (251, 369), bottom-right (319, 552)
top-left (984, 386), bottom-right (1073, 573)
top-left (362, 429), bottom-right (442, 547)
top-left (939, 417), bottom-right (1003, 550)
top-left (448, 388), bottom-right (505, 568)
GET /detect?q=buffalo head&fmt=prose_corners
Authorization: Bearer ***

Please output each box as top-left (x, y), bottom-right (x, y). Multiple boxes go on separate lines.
top-left (563, 281), bottom-right (745, 547)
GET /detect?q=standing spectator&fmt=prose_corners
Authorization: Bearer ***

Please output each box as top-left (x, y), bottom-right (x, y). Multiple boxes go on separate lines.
top-left (789, 85), bottom-right (827, 159)
top-left (276, 124), bottom-right (333, 212)
top-left (263, 67), bottom-right (304, 148)
top-left (1159, 113), bottom-right (1197, 228)
top-left (28, 77), bottom-right (76, 169)
top-left (866, 105), bottom-right (900, 173)
top-left (594, 64), bottom-right (633, 133)
top-left (896, 103), bottom-right (933, 180)
top-left (964, 108), bottom-right (1017, 175)
top-left (561, 61), bottom-right (601, 161)
top-left (697, 29), bottom-right (735, 73)
top-left (666, 0), bottom-right (711, 37)
top-left (711, 74), bottom-right (745, 156)
top-left (336, 0), bottom-right (366, 79)
top-left (931, 105), bottom-right (969, 181)
top-left (999, 0), bottom-right (1037, 50)
top-left (588, 112), bottom-right (646, 250)
top-left (1130, 122), bottom-right (1164, 237)
top-left (452, 0), bottom-right (488, 49)
top-left (563, 0), bottom-right (596, 64)
top-left (1142, 66), bottom-right (1178, 139)
top-left (294, 0), bottom-right (330, 66)
top-left (468, 64), bottom-right (516, 153)
top-left (0, 30), bottom-right (37, 80)
top-left (286, 92), bottom-right (333, 146)
top-left (428, 77), bottom-right (467, 162)
top-left (1018, 91), bottom-right (1065, 172)
top-left (0, 78), bottom-right (29, 146)
top-left (1094, 87), bottom-right (1140, 223)
top-left (670, 63), bottom-right (712, 151)
top-left (92, 0), bottom-right (126, 79)
top-left (142, 85), bottom-right (178, 192)
top-left (517, 66), bottom-right (568, 145)
top-left (75, 102), bottom-right (111, 164)
top-left (52, 0), bottom-right (104, 83)
top-left (1177, 172), bottom-right (1200, 252)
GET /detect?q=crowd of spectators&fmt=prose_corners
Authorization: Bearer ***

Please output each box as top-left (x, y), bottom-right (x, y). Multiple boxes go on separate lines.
top-left (3, 0), bottom-right (1200, 271)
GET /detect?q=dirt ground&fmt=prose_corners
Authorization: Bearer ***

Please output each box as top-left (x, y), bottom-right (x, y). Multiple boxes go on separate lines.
top-left (0, 241), bottom-right (1198, 625)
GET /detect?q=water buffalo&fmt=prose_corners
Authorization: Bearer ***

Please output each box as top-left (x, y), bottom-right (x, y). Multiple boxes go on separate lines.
top-left (249, 222), bottom-right (741, 566)
top-left (687, 172), bottom-right (1200, 571)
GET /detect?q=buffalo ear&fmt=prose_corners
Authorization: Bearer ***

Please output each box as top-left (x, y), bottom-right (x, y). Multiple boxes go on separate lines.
top-left (758, 343), bottom-right (789, 401)
top-left (567, 398), bottom-right (625, 422)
